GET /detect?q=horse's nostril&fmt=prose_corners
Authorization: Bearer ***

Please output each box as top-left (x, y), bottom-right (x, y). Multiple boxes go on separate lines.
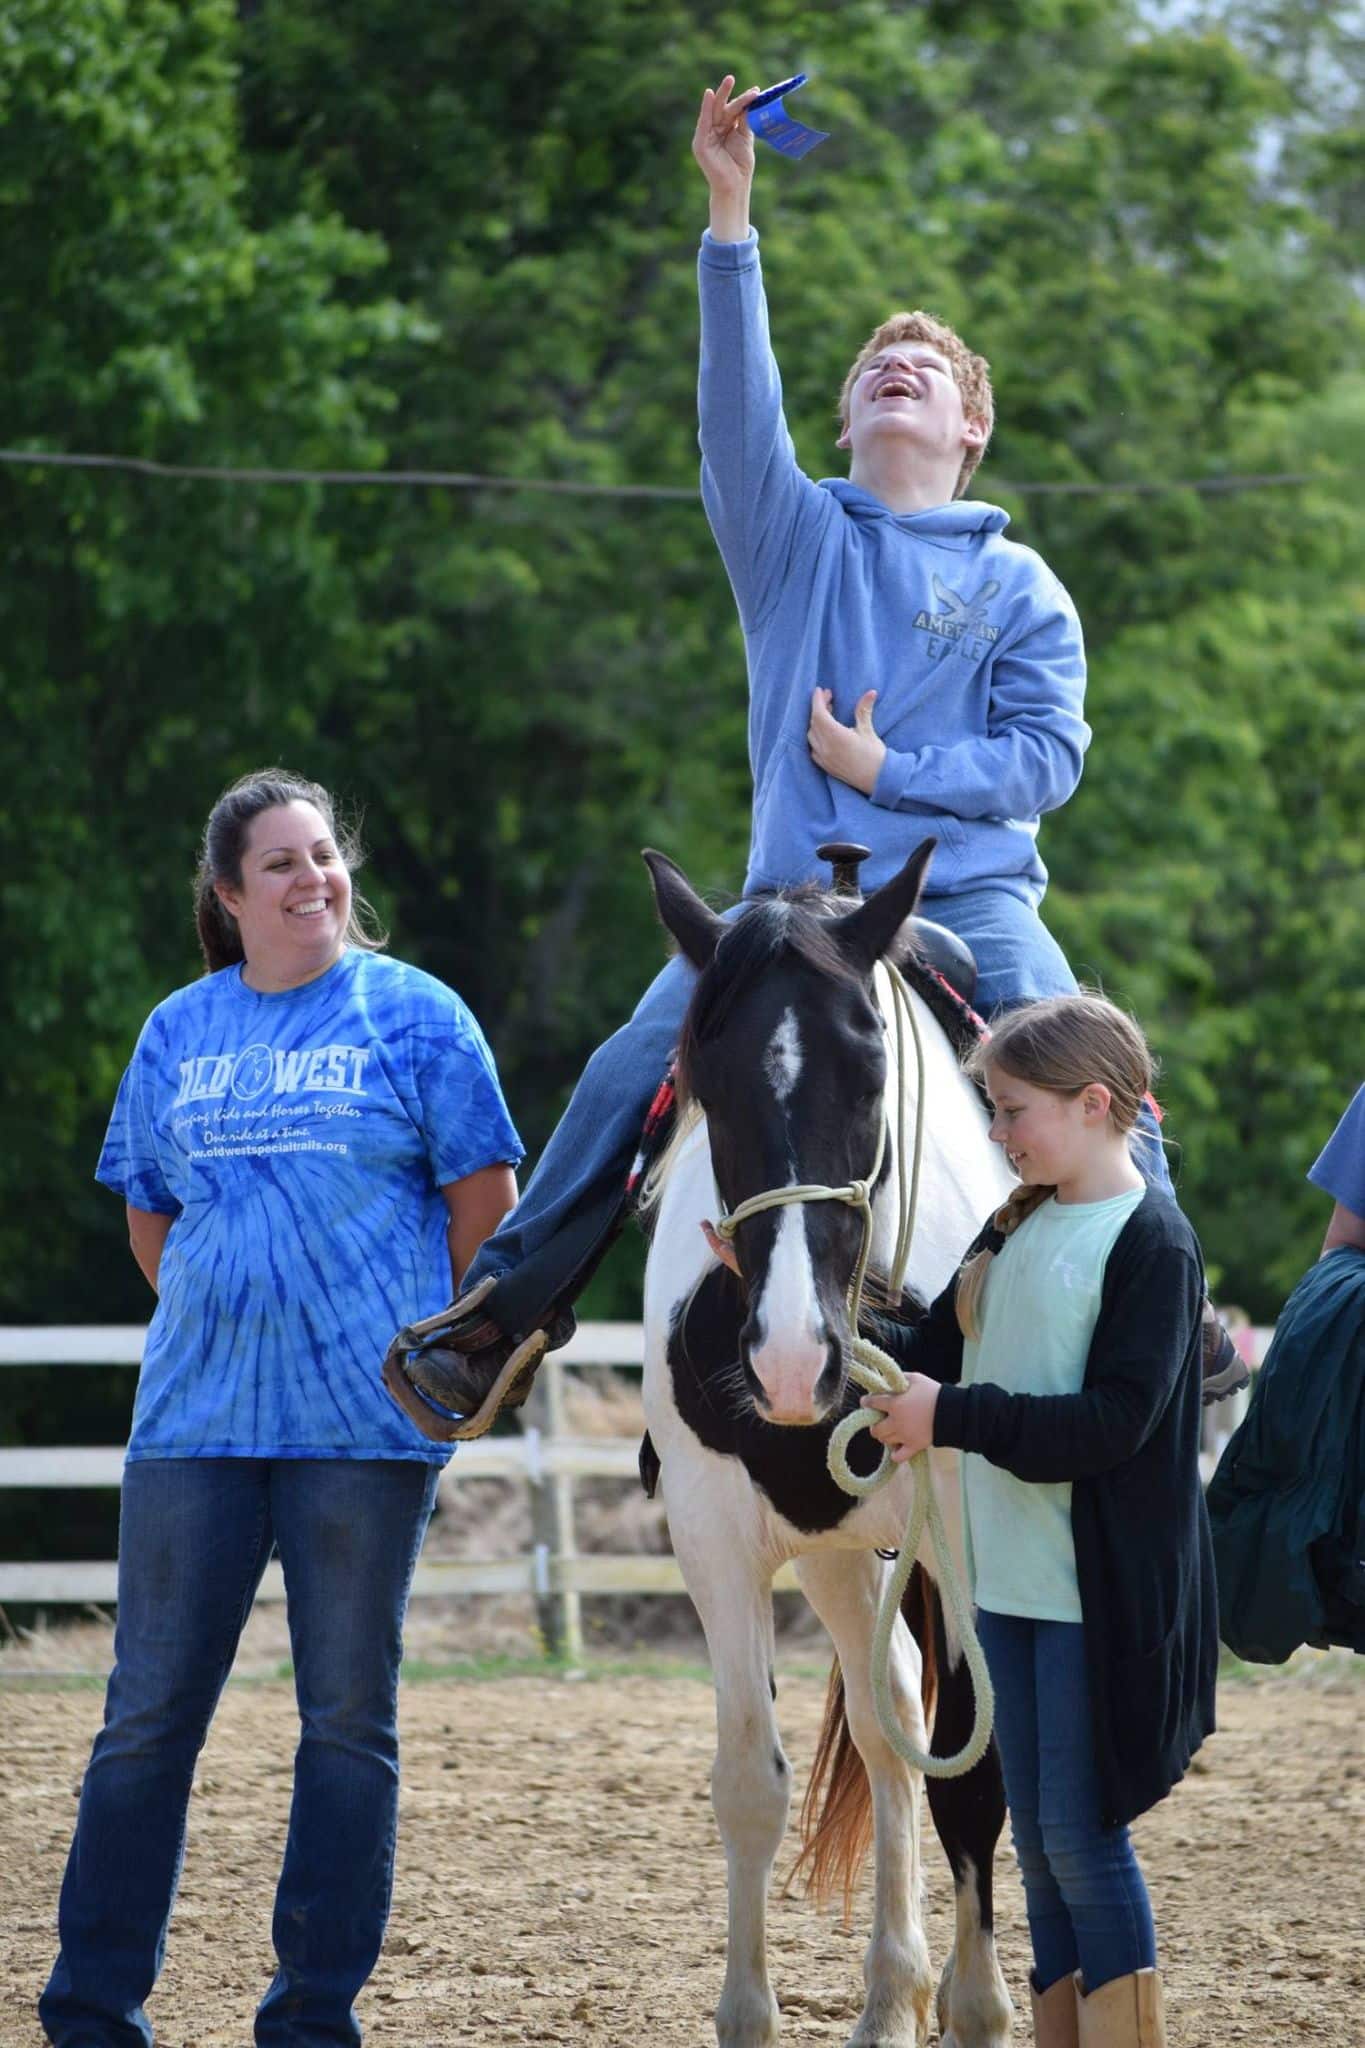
top-left (814, 1339), bottom-right (844, 1413)
top-left (737, 1334), bottom-right (773, 1406)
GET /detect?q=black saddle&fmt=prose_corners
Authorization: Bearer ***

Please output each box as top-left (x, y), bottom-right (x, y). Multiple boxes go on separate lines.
top-left (906, 914), bottom-right (978, 1010)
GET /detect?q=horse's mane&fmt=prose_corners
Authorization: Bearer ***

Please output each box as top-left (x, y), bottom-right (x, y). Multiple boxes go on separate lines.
top-left (674, 887), bottom-right (985, 1109)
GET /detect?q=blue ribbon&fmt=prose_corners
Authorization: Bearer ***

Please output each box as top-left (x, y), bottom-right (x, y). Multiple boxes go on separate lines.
top-left (746, 73), bottom-right (829, 160)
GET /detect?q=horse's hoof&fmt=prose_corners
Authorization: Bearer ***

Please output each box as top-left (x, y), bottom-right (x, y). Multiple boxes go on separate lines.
top-left (716, 1990), bottom-right (781, 2046)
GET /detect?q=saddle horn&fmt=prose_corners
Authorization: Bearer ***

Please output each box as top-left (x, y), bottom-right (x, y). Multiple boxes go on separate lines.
top-left (816, 840), bottom-right (872, 899)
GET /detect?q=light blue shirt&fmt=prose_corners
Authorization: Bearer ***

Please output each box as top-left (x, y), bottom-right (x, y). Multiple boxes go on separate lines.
top-left (97, 949), bottom-right (522, 1464)
top-left (698, 231), bottom-right (1090, 904)
top-left (962, 1187), bottom-right (1145, 1620)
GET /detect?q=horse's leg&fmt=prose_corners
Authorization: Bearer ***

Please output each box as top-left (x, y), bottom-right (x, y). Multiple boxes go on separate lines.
top-left (913, 1455), bottom-right (1013, 2048)
top-left (922, 1599), bottom-right (1014, 2048)
top-left (668, 1482), bottom-right (789, 2047)
top-left (796, 1549), bottom-right (935, 2048)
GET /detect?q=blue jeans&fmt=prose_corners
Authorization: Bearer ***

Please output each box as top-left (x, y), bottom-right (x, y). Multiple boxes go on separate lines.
top-left (467, 884), bottom-right (1169, 1305)
top-left (976, 1609), bottom-right (1157, 1993)
top-left (39, 1457), bottom-right (438, 2048)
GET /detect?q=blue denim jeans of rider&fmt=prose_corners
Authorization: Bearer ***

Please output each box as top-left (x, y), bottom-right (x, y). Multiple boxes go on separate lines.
top-left (39, 1455), bottom-right (438, 2048)
top-left (464, 881), bottom-right (1172, 1304)
top-left (975, 1609), bottom-right (1157, 1994)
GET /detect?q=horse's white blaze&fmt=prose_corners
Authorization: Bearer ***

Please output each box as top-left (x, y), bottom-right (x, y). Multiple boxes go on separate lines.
top-left (763, 1006), bottom-right (802, 1103)
top-left (749, 1202), bottom-right (827, 1421)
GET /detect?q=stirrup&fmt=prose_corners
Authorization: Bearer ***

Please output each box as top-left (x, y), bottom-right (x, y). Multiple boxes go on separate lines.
top-left (382, 1326), bottom-right (549, 1444)
top-left (395, 1271), bottom-right (500, 1352)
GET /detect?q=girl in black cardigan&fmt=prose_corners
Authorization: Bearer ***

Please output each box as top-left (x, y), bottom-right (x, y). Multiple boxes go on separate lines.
top-left (864, 994), bottom-right (1217, 2048)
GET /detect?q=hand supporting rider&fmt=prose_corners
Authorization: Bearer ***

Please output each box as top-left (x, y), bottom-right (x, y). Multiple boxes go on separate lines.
top-left (385, 75), bottom-right (1220, 1443)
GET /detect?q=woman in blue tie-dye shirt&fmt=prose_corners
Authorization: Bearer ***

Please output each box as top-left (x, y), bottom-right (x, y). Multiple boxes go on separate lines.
top-left (40, 770), bottom-right (523, 2048)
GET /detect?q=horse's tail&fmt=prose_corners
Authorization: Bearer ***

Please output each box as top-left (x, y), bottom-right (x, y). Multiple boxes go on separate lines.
top-left (788, 1561), bottom-right (939, 1921)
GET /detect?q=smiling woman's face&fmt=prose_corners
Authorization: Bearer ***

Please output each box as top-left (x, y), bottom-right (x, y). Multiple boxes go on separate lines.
top-left (214, 800), bottom-right (352, 988)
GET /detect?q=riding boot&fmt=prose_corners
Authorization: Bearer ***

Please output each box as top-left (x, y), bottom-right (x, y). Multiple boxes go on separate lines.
top-left (1028, 1973), bottom-right (1079, 2048)
top-left (1074, 1968), bottom-right (1166, 2048)
top-left (382, 1161), bottom-right (638, 1441)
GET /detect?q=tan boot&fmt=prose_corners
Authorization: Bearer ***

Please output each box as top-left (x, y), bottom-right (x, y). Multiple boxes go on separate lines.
top-left (1029, 1973), bottom-right (1080, 2048)
top-left (1074, 1968), bottom-right (1166, 2048)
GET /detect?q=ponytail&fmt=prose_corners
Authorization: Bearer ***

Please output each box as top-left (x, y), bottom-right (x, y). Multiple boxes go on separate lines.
top-left (195, 874), bottom-right (246, 974)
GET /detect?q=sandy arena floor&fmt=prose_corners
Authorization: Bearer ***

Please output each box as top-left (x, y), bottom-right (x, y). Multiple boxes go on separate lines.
top-left (2, 1657), bottom-right (1361, 2047)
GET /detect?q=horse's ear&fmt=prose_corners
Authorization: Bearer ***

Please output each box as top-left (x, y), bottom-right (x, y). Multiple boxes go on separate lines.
top-left (642, 849), bottom-right (726, 968)
top-left (834, 838), bottom-right (937, 974)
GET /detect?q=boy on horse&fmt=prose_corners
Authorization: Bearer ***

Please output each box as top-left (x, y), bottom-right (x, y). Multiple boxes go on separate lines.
top-left (384, 76), bottom-right (1236, 1441)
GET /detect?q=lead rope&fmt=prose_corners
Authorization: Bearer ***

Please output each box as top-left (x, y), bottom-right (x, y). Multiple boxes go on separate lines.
top-left (716, 960), bottom-right (993, 1779)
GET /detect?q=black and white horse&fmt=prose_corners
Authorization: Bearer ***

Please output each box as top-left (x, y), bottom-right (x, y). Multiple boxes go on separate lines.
top-left (639, 843), bottom-right (1015, 2048)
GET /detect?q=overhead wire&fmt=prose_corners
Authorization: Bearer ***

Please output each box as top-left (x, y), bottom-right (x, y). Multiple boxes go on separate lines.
top-left (0, 447), bottom-right (1325, 500)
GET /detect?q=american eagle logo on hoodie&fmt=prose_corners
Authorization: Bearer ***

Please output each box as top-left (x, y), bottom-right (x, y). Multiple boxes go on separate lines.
top-left (914, 574), bottom-right (1003, 658)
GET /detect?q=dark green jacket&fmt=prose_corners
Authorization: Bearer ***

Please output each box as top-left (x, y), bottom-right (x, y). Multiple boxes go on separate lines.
top-left (1207, 1246), bottom-right (1365, 1663)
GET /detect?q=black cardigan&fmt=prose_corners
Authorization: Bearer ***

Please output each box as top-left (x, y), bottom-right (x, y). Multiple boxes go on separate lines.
top-left (868, 1187), bottom-right (1218, 1829)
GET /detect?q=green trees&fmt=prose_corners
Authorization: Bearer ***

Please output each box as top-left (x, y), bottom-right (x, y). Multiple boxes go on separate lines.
top-left (1, 0), bottom-right (1360, 1322)
top-left (0, 1), bottom-right (416, 1311)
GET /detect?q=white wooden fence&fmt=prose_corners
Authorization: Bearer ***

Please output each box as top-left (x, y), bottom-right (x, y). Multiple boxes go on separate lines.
top-left (0, 1323), bottom-right (800, 1661)
top-left (0, 1320), bottom-right (1261, 1662)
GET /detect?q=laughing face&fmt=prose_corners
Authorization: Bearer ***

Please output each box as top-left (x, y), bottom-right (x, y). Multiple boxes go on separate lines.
top-left (215, 800), bottom-right (352, 987)
top-left (838, 340), bottom-right (987, 474)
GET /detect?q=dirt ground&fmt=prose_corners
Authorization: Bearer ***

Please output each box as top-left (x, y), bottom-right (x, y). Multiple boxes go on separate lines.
top-left (2, 1657), bottom-right (1361, 2048)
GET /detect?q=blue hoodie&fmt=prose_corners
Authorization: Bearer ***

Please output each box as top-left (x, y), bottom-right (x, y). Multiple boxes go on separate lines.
top-left (698, 231), bottom-right (1090, 904)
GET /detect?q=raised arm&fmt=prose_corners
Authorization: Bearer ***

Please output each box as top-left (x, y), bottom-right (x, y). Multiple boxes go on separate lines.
top-left (692, 78), bottom-right (826, 629)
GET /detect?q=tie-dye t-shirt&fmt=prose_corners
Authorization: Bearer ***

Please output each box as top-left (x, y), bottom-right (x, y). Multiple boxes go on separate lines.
top-left (97, 948), bottom-right (523, 1464)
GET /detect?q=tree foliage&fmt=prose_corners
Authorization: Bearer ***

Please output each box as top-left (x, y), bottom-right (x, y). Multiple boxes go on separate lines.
top-left (1, 0), bottom-right (1361, 1332)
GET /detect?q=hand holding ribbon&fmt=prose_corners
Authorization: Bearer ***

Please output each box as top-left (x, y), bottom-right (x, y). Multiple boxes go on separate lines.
top-left (746, 73), bottom-right (829, 159)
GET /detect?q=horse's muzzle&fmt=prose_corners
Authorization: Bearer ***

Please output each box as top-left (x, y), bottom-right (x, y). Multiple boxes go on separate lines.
top-left (742, 1330), bottom-right (845, 1427)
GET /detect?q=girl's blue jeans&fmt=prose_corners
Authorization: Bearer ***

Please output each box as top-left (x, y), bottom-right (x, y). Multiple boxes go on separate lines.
top-left (976, 1608), bottom-right (1157, 1994)
top-left (38, 1455), bottom-right (439, 2048)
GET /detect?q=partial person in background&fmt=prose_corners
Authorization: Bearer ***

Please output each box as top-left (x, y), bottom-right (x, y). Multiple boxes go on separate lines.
top-left (1310, 1081), bottom-right (1365, 1255)
top-left (40, 770), bottom-right (522, 2048)
top-left (1208, 1079), bottom-right (1365, 1666)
